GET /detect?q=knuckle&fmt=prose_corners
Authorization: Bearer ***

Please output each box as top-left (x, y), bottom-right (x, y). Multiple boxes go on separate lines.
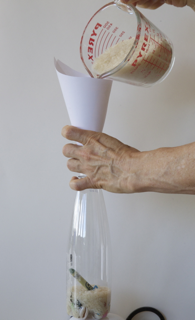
top-left (83, 153), bottom-right (91, 162)
top-left (80, 149), bottom-right (91, 162)
top-left (86, 133), bottom-right (101, 145)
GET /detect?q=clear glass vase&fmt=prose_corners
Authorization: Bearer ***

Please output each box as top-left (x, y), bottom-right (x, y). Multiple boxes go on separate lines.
top-left (66, 186), bottom-right (112, 320)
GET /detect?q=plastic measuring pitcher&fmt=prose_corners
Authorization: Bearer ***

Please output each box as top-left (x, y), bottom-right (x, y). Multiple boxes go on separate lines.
top-left (80, 0), bottom-right (175, 87)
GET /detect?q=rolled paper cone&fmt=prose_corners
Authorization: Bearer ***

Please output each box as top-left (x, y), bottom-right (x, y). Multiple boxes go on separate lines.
top-left (54, 59), bottom-right (113, 132)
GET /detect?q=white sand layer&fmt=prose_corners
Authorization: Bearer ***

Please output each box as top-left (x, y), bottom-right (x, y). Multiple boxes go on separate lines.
top-left (92, 37), bottom-right (173, 85)
top-left (67, 285), bottom-right (111, 319)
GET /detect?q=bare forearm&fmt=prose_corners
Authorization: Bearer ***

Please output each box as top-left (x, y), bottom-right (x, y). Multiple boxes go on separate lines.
top-left (131, 142), bottom-right (195, 194)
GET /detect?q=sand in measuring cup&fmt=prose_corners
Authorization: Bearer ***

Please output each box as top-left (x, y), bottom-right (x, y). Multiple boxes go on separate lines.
top-left (92, 37), bottom-right (173, 85)
top-left (67, 285), bottom-right (111, 319)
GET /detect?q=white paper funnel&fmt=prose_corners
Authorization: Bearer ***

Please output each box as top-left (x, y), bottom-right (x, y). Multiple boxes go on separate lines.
top-left (55, 59), bottom-right (112, 132)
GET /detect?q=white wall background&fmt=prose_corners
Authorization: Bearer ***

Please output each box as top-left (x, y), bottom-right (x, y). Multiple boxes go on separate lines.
top-left (1, 1), bottom-right (195, 319)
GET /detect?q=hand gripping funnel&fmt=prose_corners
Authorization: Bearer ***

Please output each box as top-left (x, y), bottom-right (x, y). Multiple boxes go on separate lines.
top-left (55, 59), bottom-right (112, 132)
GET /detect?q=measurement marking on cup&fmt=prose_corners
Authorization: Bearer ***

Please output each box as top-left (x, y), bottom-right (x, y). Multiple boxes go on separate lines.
top-left (106, 34), bottom-right (113, 50)
top-left (110, 36), bottom-right (116, 48)
top-left (143, 59), bottom-right (166, 70)
top-left (94, 29), bottom-right (103, 59)
top-left (102, 32), bottom-right (110, 54)
top-left (150, 37), bottom-right (172, 53)
top-left (98, 30), bottom-right (107, 57)
top-left (115, 38), bottom-right (120, 45)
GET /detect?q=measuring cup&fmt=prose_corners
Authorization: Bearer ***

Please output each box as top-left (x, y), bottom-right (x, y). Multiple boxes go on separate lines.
top-left (80, 0), bottom-right (175, 87)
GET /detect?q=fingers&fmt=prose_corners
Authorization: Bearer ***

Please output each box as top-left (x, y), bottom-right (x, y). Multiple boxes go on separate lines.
top-left (69, 176), bottom-right (96, 191)
top-left (62, 143), bottom-right (81, 159)
top-left (61, 125), bottom-right (122, 150)
top-left (120, 0), bottom-right (138, 5)
top-left (121, 0), bottom-right (135, 3)
top-left (130, 0), bottom-right (149, 5)
top-left (121, 0), bottom-right (164, 8)
top-left (67, 158), bottom-right (81, 173)
top-left (61, 125), bottom-right (100, 146)
top-left (61, 125), bottom-right (137, 193)
top-left (137, 0), bottom-right (164, 8)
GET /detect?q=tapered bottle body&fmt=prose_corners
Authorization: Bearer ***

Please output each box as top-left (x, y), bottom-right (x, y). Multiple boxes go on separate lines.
top-left (66, 188), bottom-right (112, 320)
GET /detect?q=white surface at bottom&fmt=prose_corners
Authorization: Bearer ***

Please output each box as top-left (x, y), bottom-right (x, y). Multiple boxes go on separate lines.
top-left (106, 313), bottom-right (125, 320)
top-left (71, 314), bottom-right (124, 320)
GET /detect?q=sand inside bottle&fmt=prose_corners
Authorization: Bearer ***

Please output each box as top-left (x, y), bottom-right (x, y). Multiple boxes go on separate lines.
top-left (67, 285), bottom-right (111, 319)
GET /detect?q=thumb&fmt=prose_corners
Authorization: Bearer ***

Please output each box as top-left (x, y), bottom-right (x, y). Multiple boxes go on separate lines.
top-left (69, 176), bottom-right (98, 191)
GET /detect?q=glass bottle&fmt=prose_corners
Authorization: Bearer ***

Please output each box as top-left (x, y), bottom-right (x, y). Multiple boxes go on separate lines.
top-left (66, 181), bottom-right (112, 320)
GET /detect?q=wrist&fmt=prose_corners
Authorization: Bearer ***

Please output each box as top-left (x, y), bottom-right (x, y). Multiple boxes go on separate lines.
top-left (127, 150), bottom-right (155, 193)
top-left (127, 143), bottom-right (195, 195)
top-left (124, 150), bottom-right (152, 193)
top-left (126, 147), bottom-right (181, 193)
top-left (128, 147), bottom-right (180, 193)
